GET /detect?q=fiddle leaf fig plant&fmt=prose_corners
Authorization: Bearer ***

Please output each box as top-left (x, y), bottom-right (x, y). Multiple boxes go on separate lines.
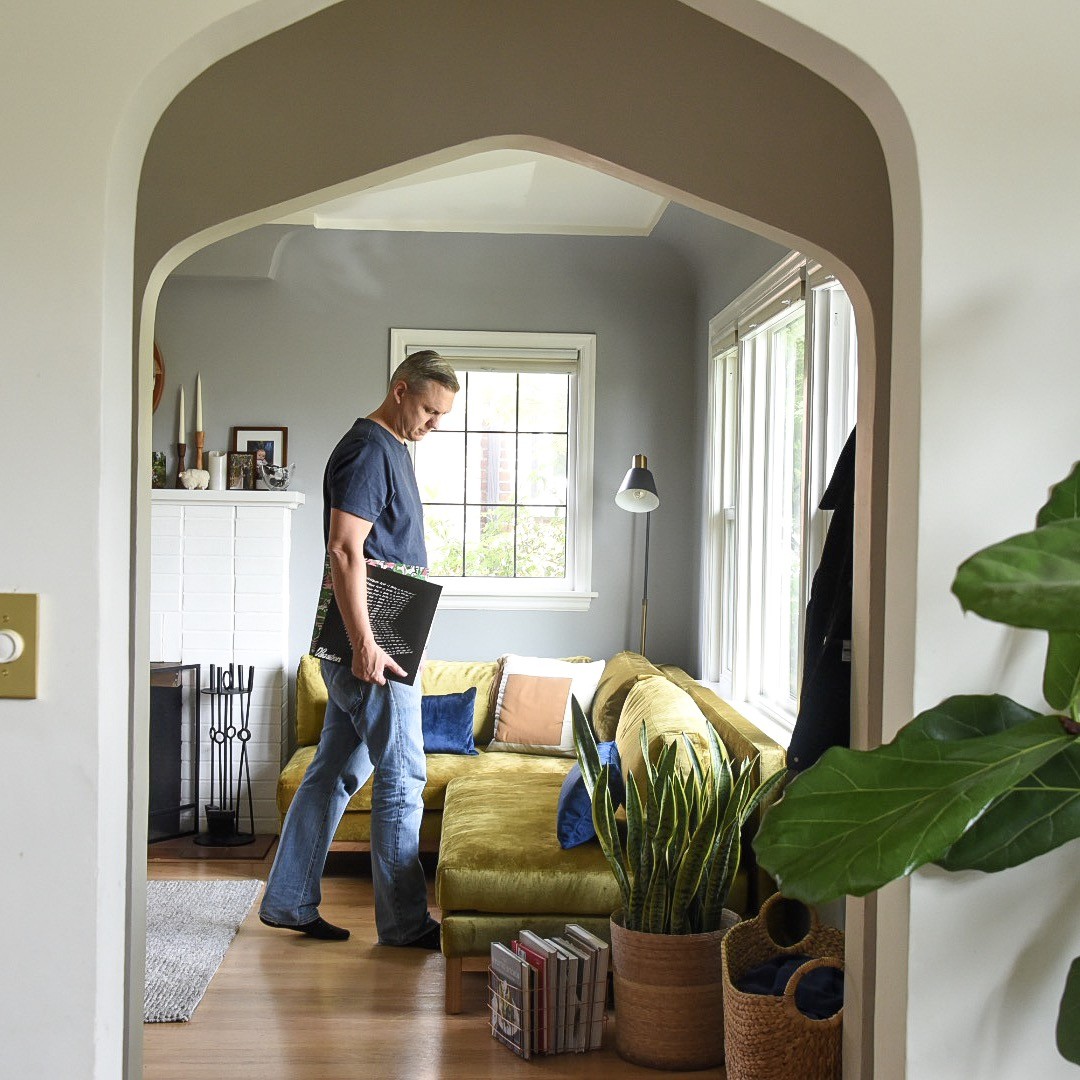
top-left (754, 461), bottom-right (1080, 1065)
top-left (572, 699), bottom-right (785, 935)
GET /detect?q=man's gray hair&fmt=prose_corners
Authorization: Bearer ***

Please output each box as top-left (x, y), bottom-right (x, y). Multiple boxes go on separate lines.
top-left (391, 350), bottom-right (460, 394)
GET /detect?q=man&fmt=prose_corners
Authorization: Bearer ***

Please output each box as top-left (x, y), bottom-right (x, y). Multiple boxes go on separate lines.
top-left (259, 350), bottom-right (459, 946)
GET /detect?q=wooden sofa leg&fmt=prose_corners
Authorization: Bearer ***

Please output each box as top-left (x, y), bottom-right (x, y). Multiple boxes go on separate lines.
top-left (444, 957), bottom-right (463, 1015)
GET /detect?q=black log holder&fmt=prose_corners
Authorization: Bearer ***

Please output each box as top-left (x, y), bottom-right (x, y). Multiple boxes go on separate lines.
top-left (195, 663), bottom-right (256, 847)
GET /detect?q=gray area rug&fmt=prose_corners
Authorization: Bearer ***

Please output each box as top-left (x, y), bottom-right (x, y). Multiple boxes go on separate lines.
top-left (144, 879), bottom-right (262, 1023)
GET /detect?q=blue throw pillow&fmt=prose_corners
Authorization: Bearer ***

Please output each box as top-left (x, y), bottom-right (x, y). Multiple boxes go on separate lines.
top-left (557, 741), bottom-right (625, 849)
top-left (421, 687), bottom-right (479, 755)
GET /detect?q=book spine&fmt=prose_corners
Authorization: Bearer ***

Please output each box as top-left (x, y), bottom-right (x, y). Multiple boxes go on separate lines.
top-left (489, 944), bottom-right (531, 1059)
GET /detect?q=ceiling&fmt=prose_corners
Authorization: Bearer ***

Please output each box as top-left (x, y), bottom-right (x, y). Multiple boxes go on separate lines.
top-left (273, 149), bottom-right (669, 235)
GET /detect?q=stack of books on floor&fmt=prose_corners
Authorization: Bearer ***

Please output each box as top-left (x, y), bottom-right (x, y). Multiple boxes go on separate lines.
top-left (488, 924), bottom-right (610, 1059)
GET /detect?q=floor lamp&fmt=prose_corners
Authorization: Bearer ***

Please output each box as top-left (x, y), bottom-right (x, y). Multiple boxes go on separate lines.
top-left (616, 453), bottom-right (660, 655)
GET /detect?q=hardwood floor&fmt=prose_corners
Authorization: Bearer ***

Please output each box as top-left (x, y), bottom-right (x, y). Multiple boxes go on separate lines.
top-left (144, 847), bottom-right (724, 1078)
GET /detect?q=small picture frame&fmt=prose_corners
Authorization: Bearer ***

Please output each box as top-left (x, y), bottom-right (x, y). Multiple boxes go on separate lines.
top-left (227, 451), bottom-right (255, 491)
top-left (231, 426), bottom-right (288, 489)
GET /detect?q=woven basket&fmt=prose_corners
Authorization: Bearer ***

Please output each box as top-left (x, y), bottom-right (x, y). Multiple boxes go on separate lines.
top-left (721, 893), bottom-right (844, 1080)
top-left (611, 909), bottom-right (740, 1071)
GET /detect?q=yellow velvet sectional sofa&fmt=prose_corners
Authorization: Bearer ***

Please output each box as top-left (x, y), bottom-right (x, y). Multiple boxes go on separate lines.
top-left (279, 651), bottom-right (786, 1012)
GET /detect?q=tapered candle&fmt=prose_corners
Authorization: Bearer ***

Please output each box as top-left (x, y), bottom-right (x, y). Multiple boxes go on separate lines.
top-left (196, 373), bottom-right (203, 431)
top-left (178, 385), bottom-right (186, 442)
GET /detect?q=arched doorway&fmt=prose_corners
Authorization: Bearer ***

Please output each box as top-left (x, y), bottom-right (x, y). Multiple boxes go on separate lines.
top-left (130, 2), bottom-right (916, 1074)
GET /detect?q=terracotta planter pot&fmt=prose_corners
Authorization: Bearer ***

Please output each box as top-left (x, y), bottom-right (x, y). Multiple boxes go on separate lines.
top-left (610, 909), bottom-right (740, 1071)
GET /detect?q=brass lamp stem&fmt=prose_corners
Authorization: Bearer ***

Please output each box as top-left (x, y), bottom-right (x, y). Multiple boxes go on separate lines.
top-left (640, 510), bottom-right (651, 656)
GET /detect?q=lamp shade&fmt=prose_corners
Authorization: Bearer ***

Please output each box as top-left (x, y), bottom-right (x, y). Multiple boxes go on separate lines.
top-left (616, 453), bottom-right (659, 513)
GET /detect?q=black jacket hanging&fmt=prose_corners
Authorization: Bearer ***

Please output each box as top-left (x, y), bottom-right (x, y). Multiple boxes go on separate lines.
top-left (787, 428), bottom-right (855, 773)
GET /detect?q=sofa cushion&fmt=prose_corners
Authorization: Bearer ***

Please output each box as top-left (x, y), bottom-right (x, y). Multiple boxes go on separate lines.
top-left (421, 659), bottom-right (500, 744)
top-left (296, 654), bottom-right (330, 747)
top-left (658, 667), bottom-right (787, 805)
top-left (557, 741), bottom-right (624, 849)
top-left (421, 688), bottom-right (479, 755)
top-left (437, 773), bottom-right (622, 916)
top-left (590, 651), bottom-right (664, 741)
top-left (489, 655), bottom-right (605, 756)
top-left (615, 674), bottom-right (712, 788)
top-left (298, 654), bottom-right (500, 747)
top-left (277, 742), bottom-right (574, 817)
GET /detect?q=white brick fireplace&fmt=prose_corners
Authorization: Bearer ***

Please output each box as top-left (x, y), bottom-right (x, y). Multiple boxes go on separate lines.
top-left (149, 489), bottom-right (305, 834)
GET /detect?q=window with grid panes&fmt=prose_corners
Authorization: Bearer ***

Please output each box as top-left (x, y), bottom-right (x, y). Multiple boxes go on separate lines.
top-left (389, 330), bottom-right (596, 610)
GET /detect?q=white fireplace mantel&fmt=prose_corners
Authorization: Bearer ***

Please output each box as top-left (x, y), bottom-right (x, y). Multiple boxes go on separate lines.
top-left (149, 488), bottom-right (305, 833)
top-left (151, 489), bottom-right (305, 509)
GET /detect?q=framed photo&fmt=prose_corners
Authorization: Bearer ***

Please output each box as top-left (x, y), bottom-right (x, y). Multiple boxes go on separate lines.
top-left (227, 451), bottom-right (255, 491)
top-left (231, 426), bottom-right (288, 489)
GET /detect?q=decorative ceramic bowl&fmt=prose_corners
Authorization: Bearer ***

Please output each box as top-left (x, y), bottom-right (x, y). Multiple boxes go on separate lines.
top-left (258, 461), bottom-right (295, 491)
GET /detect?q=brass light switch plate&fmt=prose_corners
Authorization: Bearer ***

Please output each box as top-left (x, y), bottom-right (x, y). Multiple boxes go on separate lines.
top-left (0, 593), bottom-right (38, 699)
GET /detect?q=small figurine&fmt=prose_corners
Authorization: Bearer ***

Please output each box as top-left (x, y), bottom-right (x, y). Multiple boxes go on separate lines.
top-left (179, 468), bottom-right (210, 490)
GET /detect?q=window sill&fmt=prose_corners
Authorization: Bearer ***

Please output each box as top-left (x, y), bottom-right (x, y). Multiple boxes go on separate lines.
top-left (435, 590), bottom-right (597, 612)
top-left (695, 680), bottom-right (794, 749)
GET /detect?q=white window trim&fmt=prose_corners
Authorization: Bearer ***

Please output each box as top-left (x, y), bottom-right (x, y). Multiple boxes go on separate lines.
top-left (389, 328), bottom-right (596, 611)
top-left (702, 253), bottom-right (857, 748)
top-left (804, 275), bottom-right (858, 575)
top-left (703, 253), bottom-right (811, 687)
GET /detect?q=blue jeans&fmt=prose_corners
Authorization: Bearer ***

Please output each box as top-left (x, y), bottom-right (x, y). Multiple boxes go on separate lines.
top-left (260, 660), bottom-right (435, 945)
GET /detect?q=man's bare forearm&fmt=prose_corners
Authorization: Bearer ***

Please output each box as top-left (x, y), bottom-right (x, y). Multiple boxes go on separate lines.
top-left (326, 508), bottom-right (405, 684)
top-left (328, 544), bottom-right (374, 655)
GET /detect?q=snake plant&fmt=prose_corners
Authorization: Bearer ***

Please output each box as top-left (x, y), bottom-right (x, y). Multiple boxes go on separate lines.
top-left (572, 700), bottom-right (786, 934)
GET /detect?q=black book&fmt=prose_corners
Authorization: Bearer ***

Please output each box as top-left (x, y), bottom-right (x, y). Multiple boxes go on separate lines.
top-left (309, 558), bottom-right (442, 686)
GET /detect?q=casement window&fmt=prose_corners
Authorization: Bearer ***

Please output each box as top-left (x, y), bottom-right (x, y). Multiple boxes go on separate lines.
top-left (389, 329), bottom-right (596, 610)
top-left (702, 257), bottom-right (857, 743)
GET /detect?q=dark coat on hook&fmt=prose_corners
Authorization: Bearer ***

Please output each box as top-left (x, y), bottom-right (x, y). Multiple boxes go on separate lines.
top-left (787, 428), bottom-right (855, 773)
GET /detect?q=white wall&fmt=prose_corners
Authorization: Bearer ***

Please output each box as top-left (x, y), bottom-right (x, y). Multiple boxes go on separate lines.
top-left (3, 1), bottom-right (1078, 1077)
top-left (695, 1), bottom-right (1080, 1076)
top-left (0, 3), bottom-right (336, 1076)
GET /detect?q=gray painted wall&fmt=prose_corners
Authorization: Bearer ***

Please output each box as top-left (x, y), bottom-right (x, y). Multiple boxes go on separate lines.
top-left (652, 205), bottom-right (790, 666)
top-left (153, 213), bottom-right (785, 683)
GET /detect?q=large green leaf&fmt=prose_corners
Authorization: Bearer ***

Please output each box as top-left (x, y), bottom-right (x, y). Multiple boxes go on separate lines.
top-left (897, 694), bottom-right (1042, 742)
top-left (951, 520), bottom-right (1080, 631)
top-left (753, 706), bottom-right (1074, 904)
top-left (886, 695), bottom-right (1080, 872)
top-left (1037, 461), bottom-right (1080, 527)
top-left (938, 739), bottom-right (1080, 871)
top-left (1044, 631), bottom-right (1080, 713)
top-left (1035, 467), bottom-right (1080, 717)
top-left (1057, 958), bottom-right (1080, 1066)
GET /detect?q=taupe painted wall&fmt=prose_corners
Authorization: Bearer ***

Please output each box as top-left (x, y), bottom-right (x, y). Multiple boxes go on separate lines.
top-left (138, 0), bottom-right (890, 304)
top-left (136, 0), bottom-right (892, 699)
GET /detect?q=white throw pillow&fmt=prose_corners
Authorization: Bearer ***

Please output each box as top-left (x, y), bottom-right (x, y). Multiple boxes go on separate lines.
top-left (489, 654), bottom-right (606, 755)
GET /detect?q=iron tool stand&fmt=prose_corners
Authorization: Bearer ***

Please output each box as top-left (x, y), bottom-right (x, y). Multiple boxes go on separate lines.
top-left (195, 663), bottom-right (256, 846)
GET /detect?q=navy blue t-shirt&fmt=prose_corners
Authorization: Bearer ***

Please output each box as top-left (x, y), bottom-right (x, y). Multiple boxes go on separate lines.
top-left (323, 418), bottom-right (427, 568)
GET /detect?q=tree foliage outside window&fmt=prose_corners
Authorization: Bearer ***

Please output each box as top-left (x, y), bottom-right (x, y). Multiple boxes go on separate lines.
top-left (415, 369), bottom-right (570, 580)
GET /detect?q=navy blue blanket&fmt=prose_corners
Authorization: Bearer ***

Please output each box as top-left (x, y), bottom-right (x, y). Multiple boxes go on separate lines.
top-left (735, 954), bottom-right (844, 1020)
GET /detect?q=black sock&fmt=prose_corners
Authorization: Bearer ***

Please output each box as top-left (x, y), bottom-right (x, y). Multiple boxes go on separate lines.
top-left (259, 913), bottom-right (350, 941)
